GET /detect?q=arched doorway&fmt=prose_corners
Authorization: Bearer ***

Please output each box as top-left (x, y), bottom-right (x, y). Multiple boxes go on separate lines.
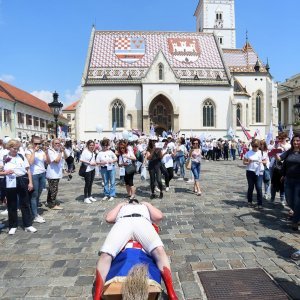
top-left (149, 95), bottom-right (174, 135)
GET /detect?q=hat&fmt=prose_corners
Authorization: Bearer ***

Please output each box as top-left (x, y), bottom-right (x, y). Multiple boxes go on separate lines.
top-left (3, 137), bottom-right (11, 144)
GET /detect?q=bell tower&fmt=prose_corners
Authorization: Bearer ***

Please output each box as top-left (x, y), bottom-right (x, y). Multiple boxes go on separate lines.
top-left (194, 0), bottom-right (236, 49)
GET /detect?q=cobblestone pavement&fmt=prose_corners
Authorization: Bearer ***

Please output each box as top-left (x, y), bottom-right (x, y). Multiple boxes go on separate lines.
top-left (0, 159), bottom-right (299, 299)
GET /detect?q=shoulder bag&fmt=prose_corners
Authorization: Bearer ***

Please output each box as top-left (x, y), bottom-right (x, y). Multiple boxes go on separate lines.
top-left (79, 153), bottom-right (93, 177)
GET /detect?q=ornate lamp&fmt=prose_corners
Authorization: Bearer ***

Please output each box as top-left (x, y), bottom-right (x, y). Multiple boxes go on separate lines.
top-left (48, 91), bottom-right (63, 138)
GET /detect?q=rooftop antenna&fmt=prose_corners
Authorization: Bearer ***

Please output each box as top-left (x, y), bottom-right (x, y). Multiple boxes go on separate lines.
top-left (245, 29), bottom-right (249, 70)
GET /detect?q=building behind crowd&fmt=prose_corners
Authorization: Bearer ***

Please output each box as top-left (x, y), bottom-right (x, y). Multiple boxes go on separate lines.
top-left (277, 73), bottom-right (300, 134)
top-left (0, 80), bottom-right (67, 140)
top-left (76, 0), bottom-right (278, 141)
top-left (62, 100), bottom-right (79, 140)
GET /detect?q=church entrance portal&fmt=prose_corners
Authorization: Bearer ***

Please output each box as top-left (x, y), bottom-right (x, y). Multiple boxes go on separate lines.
top-left (149, 95), bottom-right (173, 135)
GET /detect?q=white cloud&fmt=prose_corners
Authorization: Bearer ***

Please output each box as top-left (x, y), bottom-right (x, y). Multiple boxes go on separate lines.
top-left (31, 90), bottom-right (53, 103)
top-left (64, 85), bottom-right (82, 105)
top-left (31, 85), bottom-right (82, 106)
top-left (0, 74), bottom-right (15, 83)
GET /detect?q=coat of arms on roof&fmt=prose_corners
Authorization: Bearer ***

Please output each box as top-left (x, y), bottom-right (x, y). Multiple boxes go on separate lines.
top-left (114, 37), bottom-right (146, 64)
top-left (168, 38), bottom-right (200, 63)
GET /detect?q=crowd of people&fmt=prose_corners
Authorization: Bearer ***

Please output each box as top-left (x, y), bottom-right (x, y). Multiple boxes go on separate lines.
top-left (0, 131), bottom-right (299, 262)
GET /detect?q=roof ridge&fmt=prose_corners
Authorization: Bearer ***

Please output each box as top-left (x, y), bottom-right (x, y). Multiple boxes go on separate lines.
top-left (0, 81), bottom-right (16, 102)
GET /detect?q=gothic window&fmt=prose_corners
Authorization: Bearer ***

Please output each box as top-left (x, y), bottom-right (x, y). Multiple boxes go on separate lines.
top-left (236, 104), bottom-right (242, 126)
top-left (112, 100), bottom-right (124, 128)
top-left (256, 92), bottom-right (262, 123)
top-left (203, 99), bottom-right (215, 127)
top-left (158, 64), bottom-right (164, 80)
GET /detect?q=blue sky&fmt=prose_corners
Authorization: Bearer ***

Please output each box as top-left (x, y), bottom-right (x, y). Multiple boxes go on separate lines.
top-left (0, 0), bottom-right (299, 106)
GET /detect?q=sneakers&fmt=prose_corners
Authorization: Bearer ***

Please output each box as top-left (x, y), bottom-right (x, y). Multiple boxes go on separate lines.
top-left (33, 215), bottom-right (45, 223)
top-left (177, 177), bottom-right (183, 181)
top-left (25, 226), bottom-right (37, 233)
top-left (281, 199), bottom-right (287, 206)
top-left (108, 197), bottom-right (114, 201)
top-left (67, 174), bottom-right (72, 181)
top-left (102, 196), bottom-right (109, 201)
top-left (0, 209), bottom-right (8, 216)
top-left (51, 205), bottom-right (63, 210)
top-left (89, 197), bottom-right (97, 202)
top-left (166, 187), bottom-right (170, 192)
top-left (84, 198), bottom-right (92, 204)
top-left (8, 227), bottom-right (17, 235)
top-left (155, 187), bottom-right (160, 192)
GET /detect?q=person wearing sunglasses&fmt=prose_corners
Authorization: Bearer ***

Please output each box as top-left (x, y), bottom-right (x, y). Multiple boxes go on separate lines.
top-left (45, 139), bottom-right (67, 210)
top-left (25, 136), bottom-right (47, 223)
top-left (243, 139), bottom-right (267, 209)
top-left (188, 138), bottom-right (203, 196)
top-left (117, 140), bottom-right (137, 200)
top-left (0, 139), bottom-right (36, 235)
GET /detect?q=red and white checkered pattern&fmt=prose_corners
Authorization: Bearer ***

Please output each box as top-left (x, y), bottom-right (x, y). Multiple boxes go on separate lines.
top-left (115, 37), bottom-right (130, 50)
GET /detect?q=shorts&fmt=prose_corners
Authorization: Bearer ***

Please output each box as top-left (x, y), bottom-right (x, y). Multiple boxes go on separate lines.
top-left (100, 217), bottom-right (164, 258)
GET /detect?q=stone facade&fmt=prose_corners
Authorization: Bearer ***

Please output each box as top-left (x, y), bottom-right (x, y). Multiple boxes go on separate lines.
top-left (77, 0), bottom-right (278, 141)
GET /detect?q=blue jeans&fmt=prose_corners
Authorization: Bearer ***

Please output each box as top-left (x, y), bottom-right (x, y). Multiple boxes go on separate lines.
top-left (246, 170), bottom-right (263, 205)
top-left (101, 167), bottom-right (116, 197)
top-left (31, 172), bottom-right (46, 218)
top-left (284, 177), bottom-right (300, 224)
top-left (231, 149), bottom-right (236, 160)
top-left (175, 156), bottom-right (185, 178)
top-left (191, 161), bottom-right (201, 180)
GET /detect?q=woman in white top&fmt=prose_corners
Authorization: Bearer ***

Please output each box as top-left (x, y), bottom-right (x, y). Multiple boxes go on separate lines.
top-left (117, 140), bottom-right (137, 199)
top-left (80, 140), bottom-right (97, 204)
top-left (188, 138), bottom-right (203, 196)
top-left (46, 139), bottom-right (66, 210)
top-left (96, 139), bottom-right (118, 201)
top-left (243, 139), bottom-right (267, 208)
top-left (0, 139), bottom-right (37, 235)
top-left (260, 140), bottom-right (271, 200)
top-left (161, 138), bottom-right (174, 192)
top-left (25, 136), bottom-right (47, 223)
top-left (94, 200), bottom-right (178, 300)
top-left (64, 139), bottom-right (75, 181)
top-left (174, 137), bottom-right (187, 180)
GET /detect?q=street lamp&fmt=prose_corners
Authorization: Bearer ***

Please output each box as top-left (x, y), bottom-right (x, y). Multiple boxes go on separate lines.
top-left (48, 91), bottom-right (63, 138)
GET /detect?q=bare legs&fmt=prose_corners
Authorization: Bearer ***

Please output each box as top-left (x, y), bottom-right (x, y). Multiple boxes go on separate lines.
top-left (194, 181), bottom-right (202, 195)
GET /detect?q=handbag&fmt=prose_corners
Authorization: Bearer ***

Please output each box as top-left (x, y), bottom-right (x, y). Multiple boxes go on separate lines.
top-left (125, 163), bottom-right (136, 175)
top-left (78, 153), bottom-right (93, 177)
top-left (263, 167), bottom-right (271, 182)
top-left (78, 163), bottom-right (87, 177)
top-left (121, 155), bottom-right (136, 175)
top-left (185, 158), bottom-right (192, 170)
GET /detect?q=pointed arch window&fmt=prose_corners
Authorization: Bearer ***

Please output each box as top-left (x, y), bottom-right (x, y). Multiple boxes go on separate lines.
top-left (236, 104), bottom-right (242, 126)
top-left (158, 64), bottom-right (164, 80)
top-left (112, 100), bottom-right (124, 128)
top-left (203, 99), bottom-right (215, 127)
top-left (256, 92), bottom-right (262, 123)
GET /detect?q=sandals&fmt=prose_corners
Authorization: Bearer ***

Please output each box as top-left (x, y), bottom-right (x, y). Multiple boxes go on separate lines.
top-left (291, 250), bottom-right (300, 260)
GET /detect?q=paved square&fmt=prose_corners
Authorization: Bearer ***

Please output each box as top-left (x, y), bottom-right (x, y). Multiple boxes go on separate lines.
top-left (0, 160), bottom-right (299, 299)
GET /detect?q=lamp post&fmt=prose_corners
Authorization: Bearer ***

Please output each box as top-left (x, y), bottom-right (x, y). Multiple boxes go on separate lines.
top-left (48, 91), bottom-right (63, 138)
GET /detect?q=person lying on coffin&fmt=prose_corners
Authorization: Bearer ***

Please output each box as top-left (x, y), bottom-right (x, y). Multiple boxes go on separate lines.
top-left (94, 199), bottom-right (178, 300)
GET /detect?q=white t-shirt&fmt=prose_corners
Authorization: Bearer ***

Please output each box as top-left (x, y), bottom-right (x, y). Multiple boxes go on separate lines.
top-left (80, 149), bottom-right (96, 172)
top-left (96, 150), bottom-right (117, 168)
top-left (64, 147), bottom-right (74, 158)
top-left (161, 148), bottom-right (174, 168)
top-left (116, 204), bottom-right (151, 222)
top-left (118, 148), bottom-right (135, 166)
top-left (46, 148), bottom-right (64, 179)
top-left (25, 149), bottom-right (46, 175)
top-left (3, 154), bottom-right (29, 176)
top-left (244, 150), bottom-right (264, 175)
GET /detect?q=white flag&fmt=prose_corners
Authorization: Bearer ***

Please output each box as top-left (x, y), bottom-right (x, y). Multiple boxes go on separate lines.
top-left (289, 125), bottom-right (294, 141)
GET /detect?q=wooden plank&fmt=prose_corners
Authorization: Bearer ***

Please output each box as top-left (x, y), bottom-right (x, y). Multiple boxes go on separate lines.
top-left (103, 282), bottom-right (161, 300)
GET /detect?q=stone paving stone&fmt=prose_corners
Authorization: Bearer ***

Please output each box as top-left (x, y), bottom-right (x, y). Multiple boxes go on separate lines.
top-left (2, 287), bottom-right (30, 298)
top-left (0, 160), bottom-right (299, 299)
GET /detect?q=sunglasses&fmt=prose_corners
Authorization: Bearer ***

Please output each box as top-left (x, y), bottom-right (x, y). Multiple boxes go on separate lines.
top-left (34, 143), bottom-right (41, 145)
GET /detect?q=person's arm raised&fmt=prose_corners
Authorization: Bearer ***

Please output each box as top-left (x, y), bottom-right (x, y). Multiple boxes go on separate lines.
top-left (141, 201), bottom-right (163, 223)
top-left (105, 202), bottom-right (127, 223)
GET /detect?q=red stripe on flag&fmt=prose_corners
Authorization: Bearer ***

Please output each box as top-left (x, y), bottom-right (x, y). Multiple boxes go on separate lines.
top-left (237, 118), bottom-right (252, 140)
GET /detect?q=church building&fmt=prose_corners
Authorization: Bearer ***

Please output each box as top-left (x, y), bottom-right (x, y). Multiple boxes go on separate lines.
top-left (77, 0), bottom-right (278, 140)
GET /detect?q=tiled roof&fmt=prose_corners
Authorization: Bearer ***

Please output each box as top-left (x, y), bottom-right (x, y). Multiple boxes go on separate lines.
top-left (0, 80), bottom-right (52, 113)
top-left (63, 100), bottom-right (79, 111)
top-left (85, 30), bottom-right (229, 84)
top-left (222, 42), bottom-right (267, 73)
top-left (0, 86), bottom-right (14, 102)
